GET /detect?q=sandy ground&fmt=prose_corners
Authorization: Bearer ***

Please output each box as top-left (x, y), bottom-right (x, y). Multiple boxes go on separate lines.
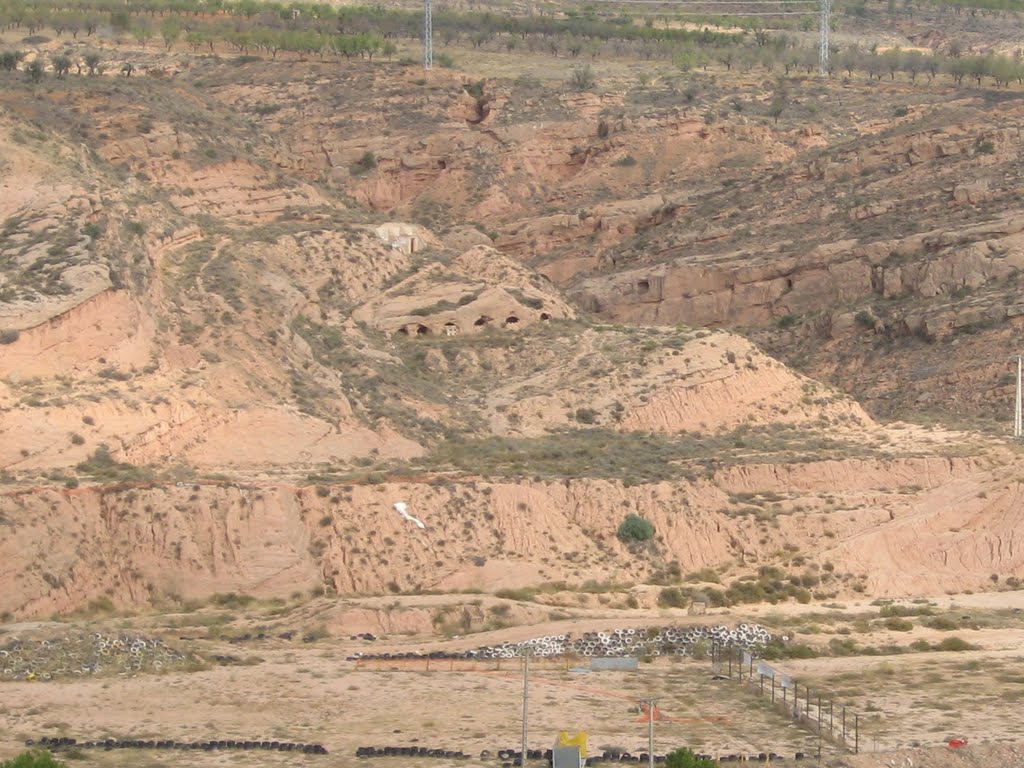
top-left (0, 648), bottom-right (836, 767)
top-left (6, 593), bottom-right (1024, 767)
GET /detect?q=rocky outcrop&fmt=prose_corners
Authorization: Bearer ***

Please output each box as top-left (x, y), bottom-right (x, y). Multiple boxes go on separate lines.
top-left (569, 211), bottom-right (1024, 331)
top-left (352, 245), bottom-right (575, 337)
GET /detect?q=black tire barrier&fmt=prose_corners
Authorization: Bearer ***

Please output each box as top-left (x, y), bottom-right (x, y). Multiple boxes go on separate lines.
top-left (29, 736), bottom-right (326, 755)
top-left (350, 746), bottom-right (801, 763)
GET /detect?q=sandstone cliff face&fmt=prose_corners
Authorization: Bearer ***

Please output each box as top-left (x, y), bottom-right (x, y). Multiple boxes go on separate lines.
top-left (1, 453), bottom-right (1018, 619)
top-left (567, 212), bottom-right (1024, 331)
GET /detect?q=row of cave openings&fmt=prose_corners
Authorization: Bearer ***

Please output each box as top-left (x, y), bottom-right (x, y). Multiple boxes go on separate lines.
top-left (395, 313), bottom-right (552, 338)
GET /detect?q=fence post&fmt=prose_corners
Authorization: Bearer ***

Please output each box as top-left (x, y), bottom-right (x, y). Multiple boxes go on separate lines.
top-left (842, 706), bottom-right (846, 743)
top-left (759, 673), bottom-right (764, 695)
top-left (771, 675), bottom-right (776, 703)
top-left (829, 699), bottom-right (834, 736)
top-left (854, 713), bottom-right (859, 754)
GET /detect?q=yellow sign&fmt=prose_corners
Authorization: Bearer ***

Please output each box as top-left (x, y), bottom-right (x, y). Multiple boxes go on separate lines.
top-left (557, 731), bottom-right (588, 758)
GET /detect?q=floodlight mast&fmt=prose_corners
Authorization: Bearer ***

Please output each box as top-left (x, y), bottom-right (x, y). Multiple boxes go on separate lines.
top-left (423, 0), bottom-right (433, 69)
top-left (521, 648), bottom-right (530, 767)
top-left (819, 0), bottom-right (830, 74)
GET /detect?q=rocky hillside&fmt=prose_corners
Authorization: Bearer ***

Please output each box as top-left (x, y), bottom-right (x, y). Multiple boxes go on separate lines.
top-left (172, 57), bottom-right (1024, 423)
top-left (7, 449), bottom-right (1024, 619)
top-left (4, 35), bottom-right (1024, 617)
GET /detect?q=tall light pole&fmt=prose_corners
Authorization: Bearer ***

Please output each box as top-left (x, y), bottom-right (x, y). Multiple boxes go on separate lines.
top-left (423, 0), bottom-right (433, 69)
top-left (521, 648), bottom-right (530, 767)
top-left (643, 698), bottom-right (657, 768)
top-left (819, 0), bottom-right (830, 75)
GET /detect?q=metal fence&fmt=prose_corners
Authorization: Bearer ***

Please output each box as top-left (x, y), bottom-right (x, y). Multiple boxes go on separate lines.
top-left (711, 644), bottom-right (860, 754)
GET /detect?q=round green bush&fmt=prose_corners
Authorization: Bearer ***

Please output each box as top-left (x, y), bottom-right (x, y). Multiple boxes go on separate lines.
top-left (617, 513), bottom-right (655, 543)
top-left (666, 747), bottom-right (717, 768)
top-left (2, 752), bottom-right (68, 768)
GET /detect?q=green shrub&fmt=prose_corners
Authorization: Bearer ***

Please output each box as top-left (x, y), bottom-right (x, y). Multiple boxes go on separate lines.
top-left (925, 616), bottom-right (959, 631)
top-left (2, 752), bottom-right (68, 768)
top-left (828, 637), bottom-right (860, 656)
top-left (658, 587), bottom-right (688, 609)
top-left (855, 310), bottom-right (876, 328)
top-left (569, 64), bottom-right (596, 90)
top-left (685, 568), bottom-right (720, 584)
top-left (208, 592), bottom-right (255, 609)
top-left (762, 640), bottom-right (818, 660)
top-left (574, 407), bottom-right (599, 424)
top-left (75, 444), bottom-right (154, 482)
top-left (351, 151), bottom-right (377, 175)
top-left (0, 329), bottom-right (19, 345)
top-left (884, 617), bottom-right (913, 632)
top-left (935, 636), bottom-right (976, 652)
top-left (665, 747), bottom-right (716, 768)
top-left (617, 514), bottom-right (655, 543)
top-left (85, 596), bottom-right (115, 614)
top-left (880, 604), bottom-right (933, 617)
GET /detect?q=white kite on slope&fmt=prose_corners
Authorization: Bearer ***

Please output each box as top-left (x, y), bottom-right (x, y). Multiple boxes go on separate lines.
top-left (393, 502), bottom-right (425, 529)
